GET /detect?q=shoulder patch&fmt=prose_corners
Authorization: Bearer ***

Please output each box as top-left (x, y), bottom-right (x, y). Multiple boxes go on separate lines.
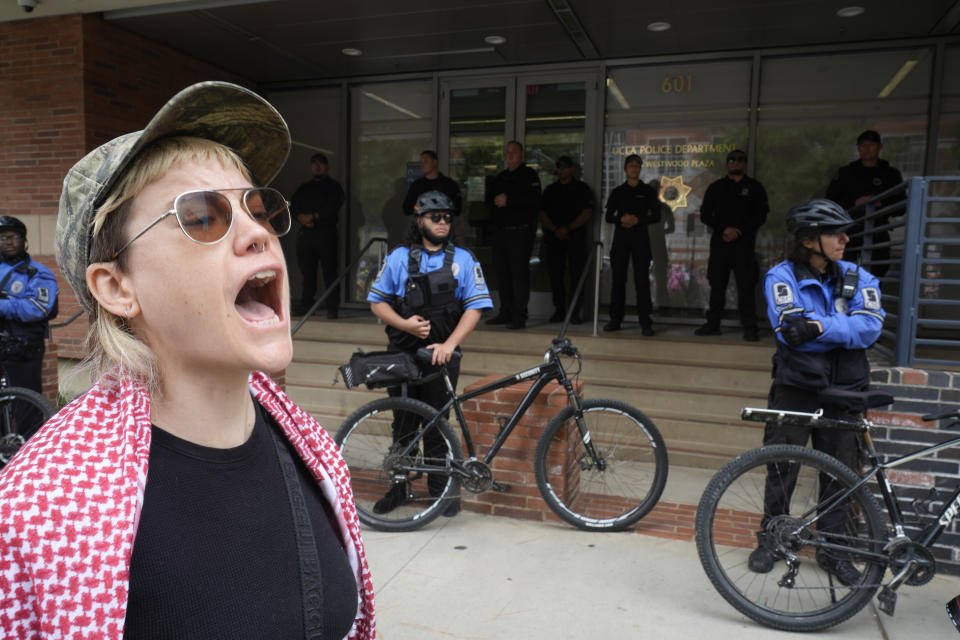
top-left (862, 287), bottom-right (881, 310)
top-left (473, 264), bottom-right (487, 290)
top-left (37, 287), bottom-right (50, 304)
top-left (773, 282), bottom-right (793, 306)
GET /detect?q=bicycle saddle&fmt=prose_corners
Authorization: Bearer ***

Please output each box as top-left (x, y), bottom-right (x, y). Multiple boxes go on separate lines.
top-left (818, 388), bottom-right (893, 412)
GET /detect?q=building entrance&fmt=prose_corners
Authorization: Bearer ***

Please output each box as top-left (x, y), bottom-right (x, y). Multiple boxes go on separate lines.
top-left (438, 71), bottom-right (602, 320)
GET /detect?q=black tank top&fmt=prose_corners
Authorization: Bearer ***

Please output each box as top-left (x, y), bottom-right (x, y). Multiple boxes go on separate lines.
top-left (125, 403), bottom-right (358, 639)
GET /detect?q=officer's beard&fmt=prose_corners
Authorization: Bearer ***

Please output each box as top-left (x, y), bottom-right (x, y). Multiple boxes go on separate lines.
top-left (419, 225), bottom-right (449, 246)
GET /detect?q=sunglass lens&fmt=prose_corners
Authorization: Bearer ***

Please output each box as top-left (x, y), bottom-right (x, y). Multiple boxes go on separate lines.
top-left (175, 191), bottom-right (233, 243)
top-left (429, 213), bottom-right (452, 223)
top-left (245, 188), bottom-right (291, 236)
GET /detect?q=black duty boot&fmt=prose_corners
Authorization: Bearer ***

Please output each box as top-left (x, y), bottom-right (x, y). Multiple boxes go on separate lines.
top-left (816, 550), bottom-right (862, 586)
top-left (373, 481), bottom-right (410, 514)
top-left (748, 532), bottom-right (776, 573)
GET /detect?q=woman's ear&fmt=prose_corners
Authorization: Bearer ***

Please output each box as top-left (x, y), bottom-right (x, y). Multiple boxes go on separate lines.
top-left (86, 262), bottom-right (140, 319)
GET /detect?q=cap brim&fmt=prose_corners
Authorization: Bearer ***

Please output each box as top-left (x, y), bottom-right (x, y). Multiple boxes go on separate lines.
top-left (104, 81), bottom-right (290, 205)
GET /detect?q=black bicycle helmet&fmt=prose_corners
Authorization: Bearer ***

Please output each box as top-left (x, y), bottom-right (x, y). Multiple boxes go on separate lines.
top-left (0, 216), bottom-right (26, 237)
top-left (786, 199), bottom-right (853, 236)
top-left (413, 190), bottom-right (455, 215)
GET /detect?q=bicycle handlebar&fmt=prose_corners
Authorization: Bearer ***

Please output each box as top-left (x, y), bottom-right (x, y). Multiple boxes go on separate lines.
top-left (414, 347), bottom-right (463, 366)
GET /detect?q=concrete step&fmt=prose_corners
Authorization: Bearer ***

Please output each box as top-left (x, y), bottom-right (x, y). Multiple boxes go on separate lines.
top-left (288, 317), bottom-right (775, 471)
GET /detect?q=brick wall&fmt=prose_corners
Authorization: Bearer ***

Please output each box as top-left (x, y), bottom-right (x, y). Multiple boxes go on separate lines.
top-left (459, 375), bottom-right (581, 521)
top-left (2, 14), bottom-right (259, 392)
top-left (868, 366), bottom-right (960, 575)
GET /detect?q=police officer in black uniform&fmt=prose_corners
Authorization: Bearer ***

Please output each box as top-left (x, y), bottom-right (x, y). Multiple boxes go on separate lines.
top-left (695, 149), bottom-right (770, 341)
top-left (485, 141), bottom-right (541, 330)
top-left (402, 150), bottom-right (462, 217)
top-left (604, 154), bottom-right (660, 335)
top-left (826, 130), bottom-right (904, 277)
top-left (291, 153), bottom-right (345, 318)
top-left (0, 216), bottom-right (58, 394)
top-left (539, 156), bottom-right (594, 324)
top-left (367, 191), bottom-right (493, 515)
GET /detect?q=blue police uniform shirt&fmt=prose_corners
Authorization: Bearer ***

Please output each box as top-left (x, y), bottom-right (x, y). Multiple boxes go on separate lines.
top-left (368, 245), bottom-right (493, 312)
top-left (765, 259), bottom-right (884, 353)
top-left (0, 256), bottom-right (58, 328)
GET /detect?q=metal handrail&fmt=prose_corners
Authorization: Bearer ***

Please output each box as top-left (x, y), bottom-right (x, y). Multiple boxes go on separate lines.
top-left (556, 240), bottom-right (602, 341)
top-left (846, 176), bottom-right (960, 368)
top-left (49, 309), bottom-right (83, 330)
top-left (291, 236), bottom-right (389, 336)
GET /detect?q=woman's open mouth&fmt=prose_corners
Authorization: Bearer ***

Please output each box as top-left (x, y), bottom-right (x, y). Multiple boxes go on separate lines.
top-left (235, 269), bottom-right (283, 326)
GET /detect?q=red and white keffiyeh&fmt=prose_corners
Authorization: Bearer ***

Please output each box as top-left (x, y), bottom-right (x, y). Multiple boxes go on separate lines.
top-left (0, 371), bottom-right (375, 639)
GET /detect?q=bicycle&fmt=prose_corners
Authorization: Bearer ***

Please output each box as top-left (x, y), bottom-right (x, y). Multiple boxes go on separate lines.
top-left (334, 337), bottom-right (668, 532)
top-left (0, 365), bottom-right (56, 468)
top-left (694, 386), bottom-right (960, 632)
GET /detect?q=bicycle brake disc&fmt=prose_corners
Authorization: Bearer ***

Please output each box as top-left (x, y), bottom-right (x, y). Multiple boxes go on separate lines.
top-left (0, 433), bottom-right (24, 464)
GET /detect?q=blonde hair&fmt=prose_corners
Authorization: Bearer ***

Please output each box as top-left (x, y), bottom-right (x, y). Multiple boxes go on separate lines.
top-left (85, 136), bottom-right (254, 392)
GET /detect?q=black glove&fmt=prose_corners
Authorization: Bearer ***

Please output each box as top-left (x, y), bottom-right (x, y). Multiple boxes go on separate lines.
top-left (781, 315), bottom-right (822, 346)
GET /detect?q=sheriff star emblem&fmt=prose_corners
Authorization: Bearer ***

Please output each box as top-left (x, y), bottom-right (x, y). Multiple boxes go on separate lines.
top-left (658, 175), bottom-right (692, 212)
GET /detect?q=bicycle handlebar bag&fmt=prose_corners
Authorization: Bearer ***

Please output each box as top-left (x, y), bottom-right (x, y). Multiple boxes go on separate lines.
top-left (339, 350), bottom-right (422, 389)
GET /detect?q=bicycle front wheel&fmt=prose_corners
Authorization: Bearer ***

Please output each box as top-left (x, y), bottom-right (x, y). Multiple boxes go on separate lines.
top-left (335, 396), bottom-right (461, 532)
top-left (0, 386), bottom-right (55, 467)
top-left (534, 398), bottom-right (668, 531)
top-left (695, 445), bottom-right (887, 632)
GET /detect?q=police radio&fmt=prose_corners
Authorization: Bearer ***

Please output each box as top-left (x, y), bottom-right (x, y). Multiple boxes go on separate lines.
top-left (404, 273), bottom-right (428, 308)
top-left (834, 264), bottom-right (859, 301)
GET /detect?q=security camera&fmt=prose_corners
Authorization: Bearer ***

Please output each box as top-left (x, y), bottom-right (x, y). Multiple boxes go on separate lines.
top-left (18, 0), bottom-right (37, 12)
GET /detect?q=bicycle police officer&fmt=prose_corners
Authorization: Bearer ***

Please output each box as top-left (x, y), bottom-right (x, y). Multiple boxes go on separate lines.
top-left (0, 216), bottom-right (58, 394)
top-left (749, 199), bottom-right (884, 585)
top-left (367, 191), bottom-right (493, 515)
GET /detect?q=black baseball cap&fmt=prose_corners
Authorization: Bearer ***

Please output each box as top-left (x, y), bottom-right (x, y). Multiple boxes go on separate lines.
top-left (857, 130), bottom-right (882, 144)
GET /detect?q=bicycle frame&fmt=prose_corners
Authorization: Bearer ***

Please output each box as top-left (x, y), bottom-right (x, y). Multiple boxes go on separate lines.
top-left (743, 407), bottom-right (960, 557)
top-left (393, 347), bottom-right (589, 477)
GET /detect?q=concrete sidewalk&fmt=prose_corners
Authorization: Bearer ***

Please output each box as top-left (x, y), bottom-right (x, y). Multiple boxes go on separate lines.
top-left (363, 511), bottom-right (960, 639)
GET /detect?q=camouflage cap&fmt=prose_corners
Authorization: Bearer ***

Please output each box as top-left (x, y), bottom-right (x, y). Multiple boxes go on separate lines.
top-left (56, 80), bottom-right (291, 314)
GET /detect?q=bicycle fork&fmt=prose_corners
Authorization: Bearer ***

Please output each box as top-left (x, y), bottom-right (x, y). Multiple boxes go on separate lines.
top-left (562, 380), bottom-right (606, 472)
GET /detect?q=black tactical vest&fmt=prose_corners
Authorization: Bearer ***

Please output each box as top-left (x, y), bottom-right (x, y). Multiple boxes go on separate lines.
top-left (386, 244), bottom-right (463, 351)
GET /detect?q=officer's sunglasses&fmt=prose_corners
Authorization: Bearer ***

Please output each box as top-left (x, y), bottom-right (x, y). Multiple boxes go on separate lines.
top-left (112, 187), bottom-right (291, 259)
top-left (420, 212), bottom-right (453, 224)
top-left (727, 155), bottom-right (747, 163)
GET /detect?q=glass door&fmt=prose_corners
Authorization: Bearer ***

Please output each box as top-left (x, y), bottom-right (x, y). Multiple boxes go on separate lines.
top-left (439, 71), bottom-right (600, 321)
top-left (440, 79), bottom-right (514, 277)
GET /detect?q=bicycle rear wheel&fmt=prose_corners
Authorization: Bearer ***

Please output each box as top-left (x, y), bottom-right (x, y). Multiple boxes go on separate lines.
top-left (534, 398), bottom-right (668, 531)
top-left (0, 386), bottom-right (55, 467)
top-left (335, 396), bottom-right (461, 532)
top-left (695, 445), bottom-right (887, 632)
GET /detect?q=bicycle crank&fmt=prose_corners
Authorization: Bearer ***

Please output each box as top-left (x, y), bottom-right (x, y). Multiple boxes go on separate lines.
top-left (461, 459), bottom-right (493, 493)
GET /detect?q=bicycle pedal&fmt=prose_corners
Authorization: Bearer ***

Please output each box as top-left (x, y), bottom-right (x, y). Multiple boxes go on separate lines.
top-left (492, 481), bottom-right (511, 492)
top-left (877, 586), bottom-right (897, 616)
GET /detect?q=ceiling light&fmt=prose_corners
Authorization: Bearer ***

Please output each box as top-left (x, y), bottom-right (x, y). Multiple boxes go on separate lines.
top-left (836, 6), bottom-right (864, 17)
top-left (484, 35), bottom-right (506, 45)
top-left (647, 22), bottom-right (671, 32)
top-left (342, 48), bottom-right (363, 56)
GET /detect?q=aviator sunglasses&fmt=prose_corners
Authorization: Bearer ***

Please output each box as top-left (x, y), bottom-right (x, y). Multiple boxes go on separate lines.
top-left (420, 212), bottom-right (453, 224)
top-left (112, 187), bottom-right (291, 259)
